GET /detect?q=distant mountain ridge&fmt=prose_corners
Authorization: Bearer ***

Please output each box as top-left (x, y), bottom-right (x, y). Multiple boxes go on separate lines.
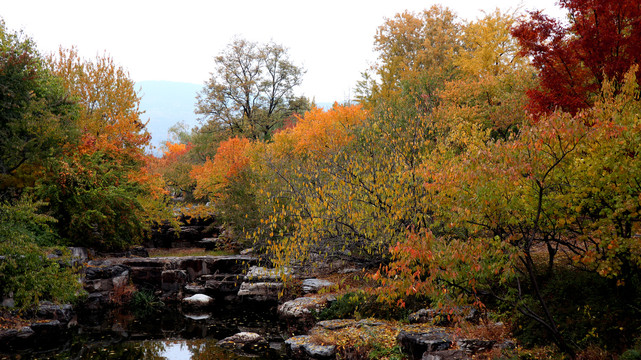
top-left (137, 81), bottom-right (202, 150)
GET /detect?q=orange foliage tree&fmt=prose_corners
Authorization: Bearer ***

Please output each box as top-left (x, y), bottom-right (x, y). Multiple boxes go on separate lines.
top-left (146, 141), bottom-right (195, 199)
top-left (190, 136), bottom-right (257, 239)
top-left (35, 49), bottom-right (159, 250)
top-left (191, 136), bottom-right (251, 200)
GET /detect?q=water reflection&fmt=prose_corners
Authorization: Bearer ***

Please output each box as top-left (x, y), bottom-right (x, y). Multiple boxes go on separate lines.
top-left (66, 339), bottom-right (267, 360)
top-left (4, 303), bottom-right (289, 359)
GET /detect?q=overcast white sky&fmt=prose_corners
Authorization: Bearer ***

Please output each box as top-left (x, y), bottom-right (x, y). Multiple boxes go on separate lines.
top-left (2, 0), bottom-right (565, 103)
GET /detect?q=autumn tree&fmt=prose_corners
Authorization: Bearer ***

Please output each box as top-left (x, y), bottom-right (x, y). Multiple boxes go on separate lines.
top-left (357, 5), bottom-right (461, 108)
top-left (511, 0), bottom-right (641, 115)
top-left (147, 141), bottom-right (196, 199)
top-left (0, 20), bottom-right (78, 200)
top-left (48, 47), bottom-right (150, 153)
top-left (196, 37), bottom-right (306, 140)
top-left (379, 70), bottom-right (641, 356)
top-left (0, 20), bottom-right (83, 309)
top-left (432, 9), bottom-right (533, 151)
top-left (190, 136), bottom-right (258, 241)
top-left (38, 49), bottom-right (156, 250)
top-left (249, 100), bottom-right (437, 271)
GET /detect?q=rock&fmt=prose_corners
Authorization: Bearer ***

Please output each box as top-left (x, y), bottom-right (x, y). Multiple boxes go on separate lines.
top-left (397, 329), bottom-right (453, 360)
top-left (278, 296), bottom-right (330, 320)
top-left (124, 259), bottom-right (169, 288)
top-left (84, 264), bottom-right (129, 280)
top-left (203, 274), bottom-right (243, 295)
top-left (36, 302), bottom-right (74, 324)
top-left (244, 266), bottom-right (292, 282)
top-left (0, 327), bottom-right (35, 351)
top-left (182, 294), bottom-right (214, 307)
top-left (69, 247), bottom-right (91, 265)
top-left (29, 320), bottom-right (68, 343)
top-left (422, 350), bottom-right (470, 360)
top-left (408, 309), bottom-right (437, 324)
top-left (237, 282), bottom-right (283, 301)
top-left (317, 319), bottom-right (357, 330)
top-left (240, 248), bottom-right (254, 255)
top-left (495, 340), bottom-right (516, 350)
top-left (217, 332), bottom-right (268, 353)
top-left (82, 263), bottom-right (131, 309)
top-left (315, 318), bottom-right (383, 331)
top-left (285, 335), bottom-right (336, 359)
top-left (83, 292), bottom-right (108, 310)
top-left (127, 246), bottom-right (149, 258)
top-left (302, 279), bottom-right (335, 294)
top-left (408, 307), bottom-right (480, 326)
top-left (180, 225), bottom-right (203, 241)
top-left (161, 269), bottom-right (187, 294)
top-left (2, 296), bottom-right (14, 308)
top-left (337, 268), bottom-right (359, 274)
top-left (46, 249), bottom-right (63, 259)
top-left (112, 272), bottom-right (128, 289)
top-left (184, 284), bottom-right (207, 294)
top-left (356, 319), bottom-right (386, 327)
top-left (456, 339), bottom-right (496, 354)
top-left (16, 326), bottom-right (35, 339)
top-left (197, 238), bottom-right (219, 250)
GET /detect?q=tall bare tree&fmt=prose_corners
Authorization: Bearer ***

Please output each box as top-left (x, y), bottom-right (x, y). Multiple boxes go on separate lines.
top-left (196, 37), bottom-right (305, 140)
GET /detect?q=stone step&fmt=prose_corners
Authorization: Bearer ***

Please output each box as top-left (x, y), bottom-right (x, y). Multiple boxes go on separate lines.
top-left (201, 274), bottom-right (244, 294)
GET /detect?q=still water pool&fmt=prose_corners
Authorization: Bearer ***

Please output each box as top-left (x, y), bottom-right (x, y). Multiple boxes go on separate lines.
top-left (3, 303), bottom-right (289, 359)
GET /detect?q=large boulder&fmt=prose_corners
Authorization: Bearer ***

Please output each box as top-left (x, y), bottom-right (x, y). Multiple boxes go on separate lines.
top-left (182, 294), bottom-right (214, 308)
top-left (203, 273), bottom-right (244, 296)
top-left (237, 282), bottom-right (283, 302)
top-left (161, 269), bottom-right (187, 295)
top-left (301, 279), bottom-right (335, 294)
top-left (397, 329), bottom-right (453, 360)
top-left (34, 302), bottom-right (74, 325)
top-left (0, 327), bottom-right (35, 351)
top-left (285, 335), bottom-right (336, 359)
top-left (456, 338), bottom-right (496, 354)
top-left (244, 266), bottom-right (292, 282)
top-left (217, 332), bottom-right (269, 353)
top-left (422, 350), bottom-right (470, 360)
top-left (278, 295), bottom-right (335, 321)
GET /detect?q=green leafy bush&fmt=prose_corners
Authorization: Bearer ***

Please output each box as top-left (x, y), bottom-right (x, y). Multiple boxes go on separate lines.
top-left (0, 199), bottom-right (83, 310)
top-left (129, 289), bottom-right (164, 317)
top-left (316, 291), bottom-right (424, 321)
top-left (621, 350), bottom-right (641, 360)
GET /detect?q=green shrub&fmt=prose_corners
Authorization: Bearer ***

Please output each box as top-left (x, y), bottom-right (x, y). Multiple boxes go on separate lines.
top-left (621, 349), bottom-right (641, 360)
top-left (316, 291), bottom-right (425, 321)
top-left (510, 267), bottom-right (641, 352)
top-left (0, 199), bottom-right (83, 310)
top-left (129, 289), bottom-right (164, 317)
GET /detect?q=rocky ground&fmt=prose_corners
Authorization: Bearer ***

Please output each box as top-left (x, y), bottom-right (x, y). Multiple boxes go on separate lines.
top-left (0, 217), bottom-right (520, 359)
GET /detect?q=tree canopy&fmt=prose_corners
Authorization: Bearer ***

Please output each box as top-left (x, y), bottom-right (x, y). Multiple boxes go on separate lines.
top-left (511, 0), bottom-right (641, 115)
top-left (196, 37), bottom-right (306, 140)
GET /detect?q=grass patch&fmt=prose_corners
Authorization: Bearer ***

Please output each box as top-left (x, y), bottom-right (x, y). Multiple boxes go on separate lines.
top-left (129, 289), bottom-right (164, 317)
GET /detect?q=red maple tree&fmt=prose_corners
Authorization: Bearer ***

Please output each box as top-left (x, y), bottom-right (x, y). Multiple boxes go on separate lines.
top-left (511, 0), bottom-right (641, 115)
